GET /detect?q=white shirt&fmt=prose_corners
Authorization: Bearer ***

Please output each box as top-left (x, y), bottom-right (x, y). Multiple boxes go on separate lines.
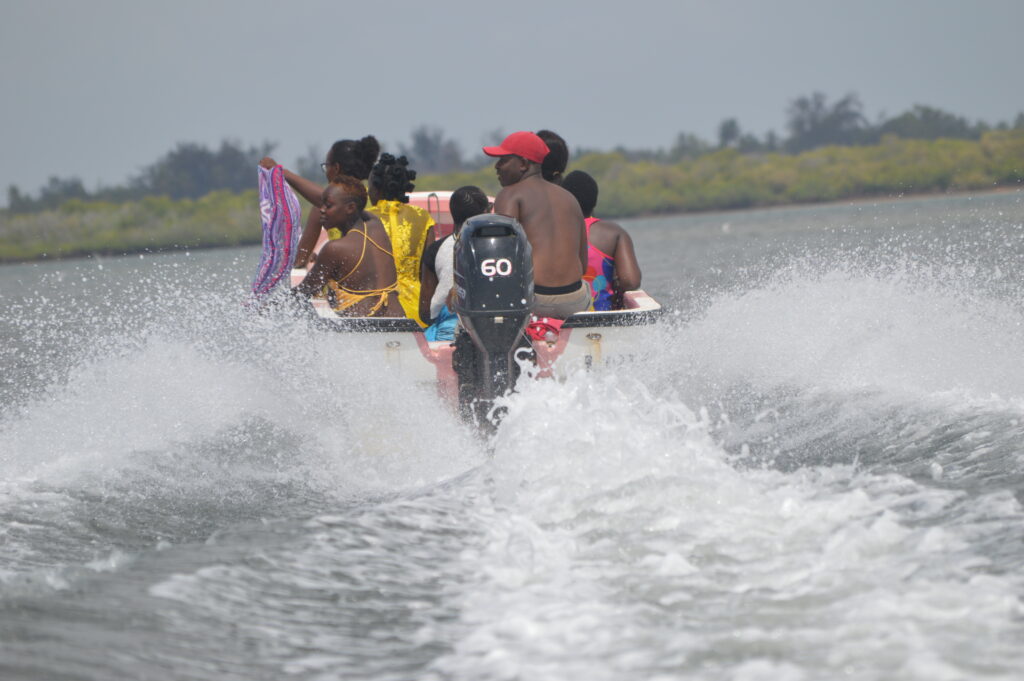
top-left (430, 235), bottom-right (455, 319)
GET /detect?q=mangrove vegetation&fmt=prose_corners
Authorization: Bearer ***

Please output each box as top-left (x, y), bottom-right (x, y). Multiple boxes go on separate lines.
top-left (3, 93), bottom-right (1023, 263)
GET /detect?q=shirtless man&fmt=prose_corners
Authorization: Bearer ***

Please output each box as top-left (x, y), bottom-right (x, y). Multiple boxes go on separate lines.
top-left (293, 176), bottom-right (402, 317)
top-left (483, 131), bottom-right (590, 318)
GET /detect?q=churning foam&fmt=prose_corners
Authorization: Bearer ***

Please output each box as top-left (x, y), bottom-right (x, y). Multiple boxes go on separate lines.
top-left (674, 259), bottom-right (1024, 404)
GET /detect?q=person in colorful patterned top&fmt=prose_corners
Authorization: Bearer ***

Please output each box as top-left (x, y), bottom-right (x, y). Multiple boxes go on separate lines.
top-left (367, 154), bottom-right (436, 326)
top-left (561, 170), bottom-right (642, 311)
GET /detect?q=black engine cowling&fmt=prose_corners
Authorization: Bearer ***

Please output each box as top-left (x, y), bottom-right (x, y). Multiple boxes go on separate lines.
top-left (452, 214), bottom-right (533, 427)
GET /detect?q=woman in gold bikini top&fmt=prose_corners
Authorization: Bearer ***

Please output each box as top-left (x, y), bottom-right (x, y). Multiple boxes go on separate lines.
top-left (292, 177), bottom-right (401, 317)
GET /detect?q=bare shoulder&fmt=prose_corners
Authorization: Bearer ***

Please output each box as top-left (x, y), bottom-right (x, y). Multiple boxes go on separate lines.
top-left (362, 210), bottom-right (384, 228)
top-left (319, 236), bottom-right (352, 260)
top-left (360, 211), bottom-right (388, 237)
top-left (493, 185), bottom-right (523, 215)
top-left (596, 218), bottom-right (628, 236)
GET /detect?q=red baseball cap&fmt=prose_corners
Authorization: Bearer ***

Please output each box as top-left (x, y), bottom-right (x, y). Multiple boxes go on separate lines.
top-left (482, 131), bottom-right (550, 165)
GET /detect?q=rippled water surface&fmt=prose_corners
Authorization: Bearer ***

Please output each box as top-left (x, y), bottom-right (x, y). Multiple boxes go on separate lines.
top-left (2, 191), bottom-right (1023, 680)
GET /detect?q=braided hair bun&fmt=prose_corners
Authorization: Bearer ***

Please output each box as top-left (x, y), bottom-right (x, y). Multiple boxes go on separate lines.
top-left (370, 153), bottom-right (417, 203)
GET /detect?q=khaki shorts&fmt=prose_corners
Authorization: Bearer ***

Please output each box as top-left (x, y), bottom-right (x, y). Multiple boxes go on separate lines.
top-left (532, 281), bottom-right (591, 319)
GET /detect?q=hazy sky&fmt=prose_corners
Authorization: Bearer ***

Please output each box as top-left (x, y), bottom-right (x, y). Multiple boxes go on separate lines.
top-left (2, 0), bottom-right (1022, 203)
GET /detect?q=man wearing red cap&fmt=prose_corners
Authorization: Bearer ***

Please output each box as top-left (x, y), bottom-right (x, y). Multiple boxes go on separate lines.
top-left (483, 131), bottom-right (591, 318)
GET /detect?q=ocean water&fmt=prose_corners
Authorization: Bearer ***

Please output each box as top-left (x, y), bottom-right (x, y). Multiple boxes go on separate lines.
top-left (1, 190), bottom-right (1023, 680)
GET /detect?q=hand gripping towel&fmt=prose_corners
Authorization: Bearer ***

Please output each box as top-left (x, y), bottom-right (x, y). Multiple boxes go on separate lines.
top-left (251, 165), bottom-right (301, 298)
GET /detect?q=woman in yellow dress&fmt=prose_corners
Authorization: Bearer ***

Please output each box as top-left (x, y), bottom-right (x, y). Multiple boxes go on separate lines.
top-left (367, 154), bottom-right (435, 326)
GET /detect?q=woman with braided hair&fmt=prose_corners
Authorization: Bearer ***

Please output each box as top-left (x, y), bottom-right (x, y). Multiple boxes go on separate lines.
top-left (260, 135), bottom-right (380, 268)
top-left (367, 153), bottom-right (436, 326)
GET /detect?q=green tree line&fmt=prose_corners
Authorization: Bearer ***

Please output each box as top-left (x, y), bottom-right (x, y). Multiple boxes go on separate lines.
top-left (0, 192), bottom-right (259, 262)
top-left (420, 130), bottom-right (1024, 216)
top-left (6, 140), bottom-right (273, 214)
top-left (2, 129), bottom-right (1021, 263)
top-left (7, 93), bottom-right (1024, 214)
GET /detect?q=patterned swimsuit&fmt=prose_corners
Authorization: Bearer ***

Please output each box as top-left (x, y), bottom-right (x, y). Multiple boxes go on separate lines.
top-left (583, 217), bottom-right (616, 311)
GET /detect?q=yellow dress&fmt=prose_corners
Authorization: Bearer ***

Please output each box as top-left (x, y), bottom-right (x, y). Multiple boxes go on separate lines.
top-left (368, 200), bottom-right (435, 326)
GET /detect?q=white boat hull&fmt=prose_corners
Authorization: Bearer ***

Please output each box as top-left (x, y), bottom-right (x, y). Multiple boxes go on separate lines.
top-left (302, 287), bottom-right (664, 404)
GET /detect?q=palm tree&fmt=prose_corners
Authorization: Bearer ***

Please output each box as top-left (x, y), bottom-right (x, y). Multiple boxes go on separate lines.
top-left (785, 92), bottom-right (867, 152)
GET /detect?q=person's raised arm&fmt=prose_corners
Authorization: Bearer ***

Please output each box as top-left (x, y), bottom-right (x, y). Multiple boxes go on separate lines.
top-left (259, 157), bottom-right (325, 206)
top-left (259, 157), bottom-right (325, 268)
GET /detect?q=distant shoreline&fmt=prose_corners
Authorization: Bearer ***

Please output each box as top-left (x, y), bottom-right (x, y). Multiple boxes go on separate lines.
top-left (619, 184), bottom-right (1023, 222)
top-left (6, 129), bottom-right (1022, 265)
top-left (1, 185), bottom-right (1020, 267)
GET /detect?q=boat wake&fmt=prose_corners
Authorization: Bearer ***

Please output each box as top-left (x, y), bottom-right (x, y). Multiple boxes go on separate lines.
top-left (2, 250), bottom-right (1024, 679)
top-left (415, 259), bottom-right (1024, 679)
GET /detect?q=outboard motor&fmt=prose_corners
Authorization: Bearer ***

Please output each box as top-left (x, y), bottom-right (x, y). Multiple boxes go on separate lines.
top-left (452, 214), bottom-right (534, 428)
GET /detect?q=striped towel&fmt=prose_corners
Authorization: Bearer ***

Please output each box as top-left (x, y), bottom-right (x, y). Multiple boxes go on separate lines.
top-left (251, 165), bottom-right (302, 298)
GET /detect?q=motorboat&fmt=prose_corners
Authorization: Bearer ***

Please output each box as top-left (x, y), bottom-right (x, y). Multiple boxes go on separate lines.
top-left (298, 283), bottom-right (662, 404)
top-left (290, 190), bottom-right (663, 422)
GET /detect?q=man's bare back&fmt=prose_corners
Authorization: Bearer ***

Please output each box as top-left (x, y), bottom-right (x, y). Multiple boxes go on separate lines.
top-left (491, 163), bottom-right (586, 289)
top-left (494, 174), bottom-right (586, 287)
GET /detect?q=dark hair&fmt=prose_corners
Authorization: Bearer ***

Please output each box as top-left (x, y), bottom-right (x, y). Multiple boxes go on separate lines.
top-left (561, 170), bottom-right (598, 217)
top-left (450, 185), bottom-right (489, 228)
top-left (369, 153), bottom-right (417, 203)
top-left (536, 129), bottom-right (568, 184)
top-left (329, 175), bottom-right (368, 211)
top-left (326, 135), bottom-right (380, 180)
